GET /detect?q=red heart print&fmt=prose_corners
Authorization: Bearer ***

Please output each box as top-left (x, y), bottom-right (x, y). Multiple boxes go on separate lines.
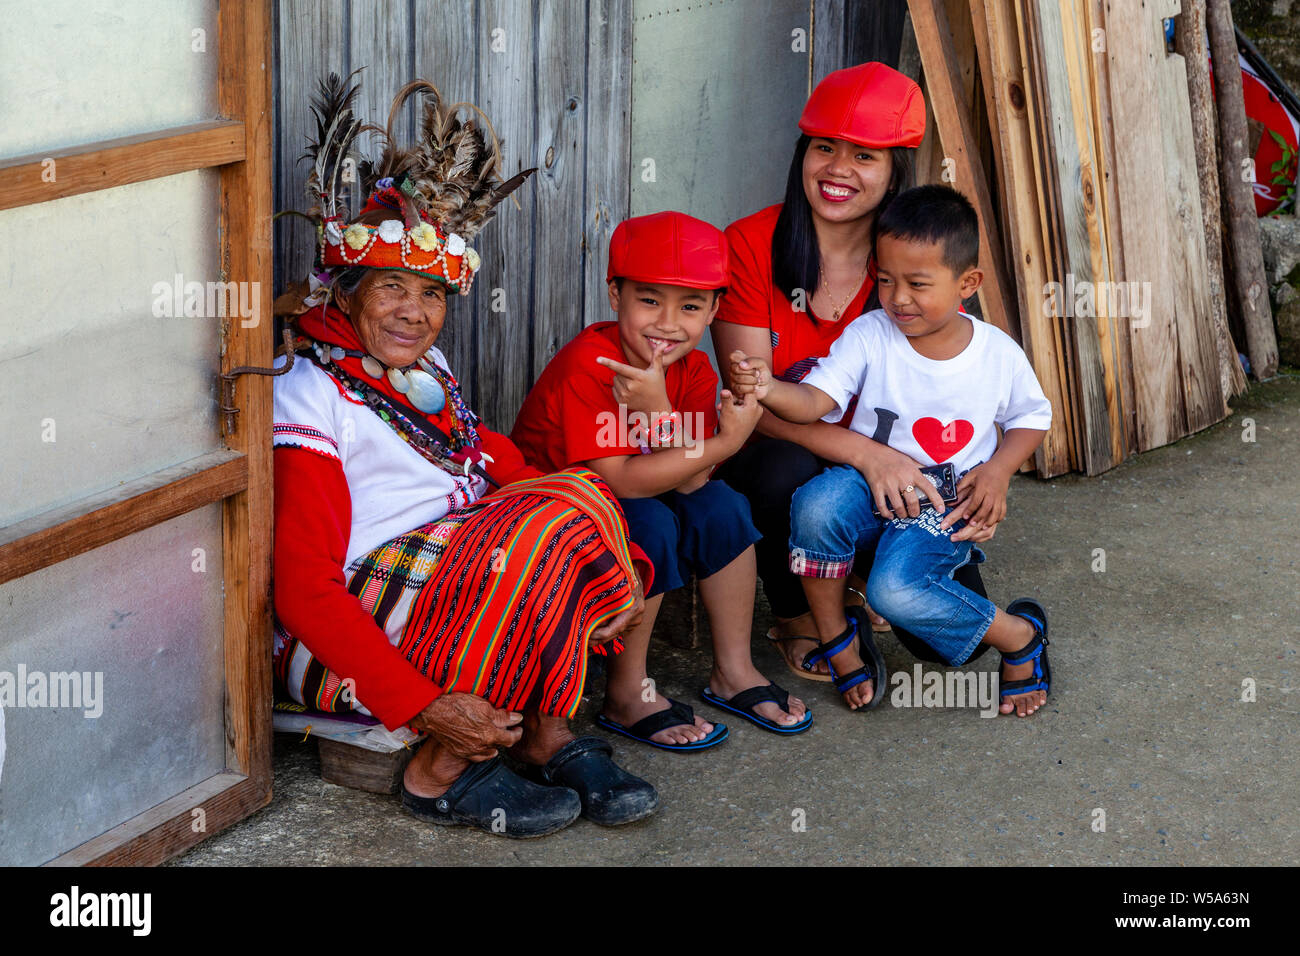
top-left (912, 417), bottom-right (973, 463)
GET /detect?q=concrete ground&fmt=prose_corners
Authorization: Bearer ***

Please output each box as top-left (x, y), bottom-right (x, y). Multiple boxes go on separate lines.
top-left (174, 376), bottom-right (1300, 866)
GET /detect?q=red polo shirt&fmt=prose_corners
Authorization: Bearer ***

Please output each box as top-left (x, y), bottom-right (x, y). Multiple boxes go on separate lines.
top-left (511, 321), bottom-right (719, 471)
top-left (717, 203), bottom-right (876, 382)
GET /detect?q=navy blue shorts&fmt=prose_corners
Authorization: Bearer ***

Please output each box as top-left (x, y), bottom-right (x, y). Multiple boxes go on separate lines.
top-left (619, 480), bottom-right (762, 599)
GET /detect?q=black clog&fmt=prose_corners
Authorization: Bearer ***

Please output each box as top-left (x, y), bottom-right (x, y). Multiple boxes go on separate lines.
top-left (520, 736), bottom-right (659, 826)
top-left (400, 755), bottom-right (581, 838)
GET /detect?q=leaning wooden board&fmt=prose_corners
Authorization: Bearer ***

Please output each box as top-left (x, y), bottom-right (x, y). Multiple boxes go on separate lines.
top-left (1103, 0), bottom-right (1185, 451)
top-left (1153, 1), bottom-right (1230, 432)
top-left (971, 0), bottom-right (1076, 476)
top-left (1027, 0), bottom-right (1123, 474)
top-left (1083, 0), bottom-right (1140, 456)
top-left (906, 0), bottom-right (1018, 339)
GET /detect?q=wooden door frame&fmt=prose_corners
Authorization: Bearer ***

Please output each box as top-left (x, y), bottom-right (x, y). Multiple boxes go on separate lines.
top-left (0, 0), bottom-right (274, 865)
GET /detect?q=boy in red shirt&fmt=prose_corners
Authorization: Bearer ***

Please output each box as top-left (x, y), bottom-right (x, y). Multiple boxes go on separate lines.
top-left (512, 211), bottom-right (812, 748)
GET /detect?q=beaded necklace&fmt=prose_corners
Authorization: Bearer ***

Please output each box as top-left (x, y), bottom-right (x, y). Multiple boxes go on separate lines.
top-left (302, 344), bottom-right (485, 483)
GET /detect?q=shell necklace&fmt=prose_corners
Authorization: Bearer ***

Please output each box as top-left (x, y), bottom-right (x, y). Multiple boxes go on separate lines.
top-left (818, 255), bottom-right (870, 322)
top-left (312, 340), bottom-right (447, 414)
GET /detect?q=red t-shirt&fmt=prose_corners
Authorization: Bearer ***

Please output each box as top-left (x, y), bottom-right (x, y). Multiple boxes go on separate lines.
top-left (511, 321), bottom-right (719, 472)
top-left (718, 203), bottom-right (876, 382)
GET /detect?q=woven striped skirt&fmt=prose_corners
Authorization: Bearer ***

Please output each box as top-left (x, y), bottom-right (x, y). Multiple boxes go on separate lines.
top-left (273, 469), bottom-right (637, 720)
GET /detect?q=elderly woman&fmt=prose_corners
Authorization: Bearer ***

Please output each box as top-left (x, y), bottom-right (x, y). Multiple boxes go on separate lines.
top-left (271, 76), bottom-right (654, 838)
top-left (711, 63), bottom-right (991, 701)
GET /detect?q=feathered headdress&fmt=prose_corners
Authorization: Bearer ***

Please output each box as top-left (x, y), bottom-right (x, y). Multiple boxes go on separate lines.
top-left (299, 70), bottom-right (536, 297)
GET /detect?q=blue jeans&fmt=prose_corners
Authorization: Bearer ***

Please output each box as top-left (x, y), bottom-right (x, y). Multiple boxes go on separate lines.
top-left (789, 465), bottom-right (995, 666)
top-left (620, 480), bottom-right (762, 599)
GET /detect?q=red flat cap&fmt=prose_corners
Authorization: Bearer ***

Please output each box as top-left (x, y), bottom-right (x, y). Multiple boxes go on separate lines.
top-left (606, 210), bottom-right (729, 290)
top-left (798, 62), bottom-right (925, 149)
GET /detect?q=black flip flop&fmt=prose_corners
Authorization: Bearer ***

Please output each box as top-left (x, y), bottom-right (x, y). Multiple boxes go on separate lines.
top-left (518, 736), bottom-right (659, 826)
top-left (700, 683), bottom-right (813, 734)
top-left (400, 756), bottom-right (581, 838)
top-left (594, 697), bottom-right (729, 751)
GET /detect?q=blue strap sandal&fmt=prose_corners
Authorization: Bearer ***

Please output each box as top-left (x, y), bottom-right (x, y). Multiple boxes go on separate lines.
top-left (801, 606), bottom-right (888, 711)
top-left (594, 697), bottom-right (729, 752)
top-left (1000, 598), bottom-right (1051, 708)
top-left (700, 682), bottom-right (813, 734)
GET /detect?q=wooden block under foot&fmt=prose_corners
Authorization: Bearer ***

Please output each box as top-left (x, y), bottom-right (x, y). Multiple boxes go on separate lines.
top-left (317, 738), bottom-right (415, 794)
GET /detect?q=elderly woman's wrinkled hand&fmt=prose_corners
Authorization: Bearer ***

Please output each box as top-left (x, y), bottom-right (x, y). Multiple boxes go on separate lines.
top-left (412, 692), bottom-right (523, 762)
top-left (589, 564), bottom-right (647, 646)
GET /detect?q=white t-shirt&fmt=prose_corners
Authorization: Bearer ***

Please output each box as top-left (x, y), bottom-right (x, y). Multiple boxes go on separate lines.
top-left (800, 309), bottom-right (1052, 476)
top-left (272, 347), bottom-right (487, 565)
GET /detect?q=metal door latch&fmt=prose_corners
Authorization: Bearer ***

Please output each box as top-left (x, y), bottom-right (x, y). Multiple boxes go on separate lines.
top-left (219, 328), bottom-right (297, 436)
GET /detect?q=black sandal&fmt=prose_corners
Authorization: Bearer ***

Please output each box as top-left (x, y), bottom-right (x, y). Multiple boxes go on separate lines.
top-left (400, 756), bottom-right (581, 838)
top-left (518, 736), bottom-right (659, 826)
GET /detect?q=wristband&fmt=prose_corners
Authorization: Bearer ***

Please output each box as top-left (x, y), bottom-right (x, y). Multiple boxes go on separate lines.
top-left (649, 411), bottom-right (680, 446)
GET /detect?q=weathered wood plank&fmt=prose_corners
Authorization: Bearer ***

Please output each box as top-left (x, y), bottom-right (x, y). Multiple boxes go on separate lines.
top-left (1105, 0), bottom-right (1183, 451)
top-left (583, 0), bottom-right (632, 329)
top-left (218, 0), bottom-right (277, 796)
top-left (1176, 0), bottom-right (1248, 400)
top-left (533, 1), bottom-right (587, 384)
top-left (1206, 0), bottom-right (1278, 379)
top-left (972, 0), bottom-right (1075, 475)
top-left (1083, 0), bottom-right (1139, 456)
top-left (1029, 0), bottom-right (1118, 474)
top-left (905, 0), bottom-right (1018, 338)
top-left (476, 0), bottom-right (538, 432)
top-left (350, 0), bottom-right (414, 207)
top-left (414, 0), bottom-right (482, 407)
top-left (1017, 0), bottom-right (1082, 466)
top-left (0, 122), bottom-right (245, 212)
top-left (1155, 5), bottom-right (1229, 432)
top-left (275, 0), bottom-right (348, 294)
top-left (0, 451), bottom-right (248, 586)
top-left (813, 0), bottom-right (845, 87)
top-left (846, 0), bottom-right (909, 69)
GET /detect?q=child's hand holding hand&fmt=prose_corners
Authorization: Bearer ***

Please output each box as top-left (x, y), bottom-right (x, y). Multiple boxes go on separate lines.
top-left (727, 350), bottom-right (771, 400)
top-left (941, 462), bottom-right (1012, 542)
top-left (717, 388), bottom-right (762, 450)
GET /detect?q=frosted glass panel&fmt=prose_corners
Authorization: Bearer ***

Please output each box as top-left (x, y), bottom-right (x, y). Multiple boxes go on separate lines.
top-left (0, 0), bottom-right (219, 160)
top-left (0, 506), bottom-right (227, 866)
top-left (630, 0), bottom-right (810, 229)
top-left (0, 170), bottom-right (225, 527)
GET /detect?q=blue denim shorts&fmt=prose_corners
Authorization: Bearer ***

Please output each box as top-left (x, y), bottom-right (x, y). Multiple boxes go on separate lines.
top-left (620, 479), bottom-right (762, 599)
top-left (788, 464), bottom-right (996, 665)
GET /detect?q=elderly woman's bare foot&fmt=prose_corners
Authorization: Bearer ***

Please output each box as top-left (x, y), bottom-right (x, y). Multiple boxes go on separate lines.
top-left (402, 739), bottom-right (473, 798)
top-left (507, 712), bottom-right (577, 766)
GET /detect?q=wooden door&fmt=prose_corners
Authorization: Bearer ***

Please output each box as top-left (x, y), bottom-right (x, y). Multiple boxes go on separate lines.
top-left (0, 0), bottom-right (273, 865)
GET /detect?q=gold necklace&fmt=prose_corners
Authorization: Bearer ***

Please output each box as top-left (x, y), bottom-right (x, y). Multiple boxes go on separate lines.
top-left (818, 257), bottom-right (870, 322)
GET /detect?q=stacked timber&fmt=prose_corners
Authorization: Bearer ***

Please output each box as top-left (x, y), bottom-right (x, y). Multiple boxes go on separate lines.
top-left (903, 0), bottom-right (1267, 476)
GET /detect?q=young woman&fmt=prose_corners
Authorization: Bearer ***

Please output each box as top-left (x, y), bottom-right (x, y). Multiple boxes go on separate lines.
top-left (711, 62), bottom-right (990, 688)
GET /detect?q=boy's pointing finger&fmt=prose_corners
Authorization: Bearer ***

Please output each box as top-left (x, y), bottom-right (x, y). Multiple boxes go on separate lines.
top-left (596, 355), bottom-right (640, 377)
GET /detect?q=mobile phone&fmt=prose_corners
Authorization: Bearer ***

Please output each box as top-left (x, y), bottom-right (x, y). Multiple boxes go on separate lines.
top-left (872, 462), bottom-right (960, 517)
